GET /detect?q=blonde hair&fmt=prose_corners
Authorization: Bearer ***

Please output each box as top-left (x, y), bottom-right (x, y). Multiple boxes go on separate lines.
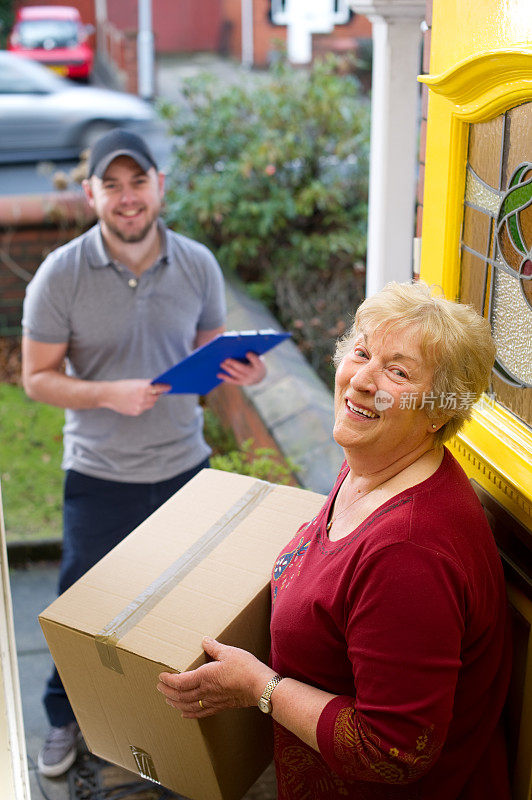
top-left (334, 281), bottom-right (496, 445)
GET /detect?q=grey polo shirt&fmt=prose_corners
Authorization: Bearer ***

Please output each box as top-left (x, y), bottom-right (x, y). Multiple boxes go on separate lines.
top-left (22, 222), bottom-right (226, 483)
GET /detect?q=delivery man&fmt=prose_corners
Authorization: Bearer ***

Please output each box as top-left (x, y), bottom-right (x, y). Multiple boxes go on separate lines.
top-left (21, 128), bottom-right (265, 777)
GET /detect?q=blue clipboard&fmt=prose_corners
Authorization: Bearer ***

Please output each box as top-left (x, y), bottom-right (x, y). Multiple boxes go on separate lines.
top-left (152, 329), bottom-right (291, 395)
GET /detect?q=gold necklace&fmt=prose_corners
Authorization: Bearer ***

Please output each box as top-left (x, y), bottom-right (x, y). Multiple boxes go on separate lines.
top-left (326, 480), bottom-right (387, 533)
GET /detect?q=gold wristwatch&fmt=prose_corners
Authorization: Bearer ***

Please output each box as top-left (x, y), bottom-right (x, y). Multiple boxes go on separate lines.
top-left (257, 674), bottom-right (283, 714)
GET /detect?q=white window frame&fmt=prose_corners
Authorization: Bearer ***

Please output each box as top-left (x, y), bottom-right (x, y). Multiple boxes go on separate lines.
top-left (270, 0), bottom-right (351, 27)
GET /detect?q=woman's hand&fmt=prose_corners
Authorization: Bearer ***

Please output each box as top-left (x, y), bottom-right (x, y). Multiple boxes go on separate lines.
top-left (157, 636), bottom-right (276, 718)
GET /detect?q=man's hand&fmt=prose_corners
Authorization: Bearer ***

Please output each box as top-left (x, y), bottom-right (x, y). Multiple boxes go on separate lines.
top-left (21, 337), bottom-right (172, 413)
top-left (218, 352), bottom-right (266, 386)
top-left (157, 637), bottom-right (275, 718)
top-left (100, 380), bottom-right (170, 416)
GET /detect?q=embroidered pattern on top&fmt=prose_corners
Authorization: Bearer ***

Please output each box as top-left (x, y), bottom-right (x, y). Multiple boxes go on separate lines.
top-left (274, 723), bottom-right (352, 800)
top-left (273, 536), bottom-right (310, 580)
top-left (272, 518), bottom-right (317, 607)
top-left (333, 704), bottom-right (439, 785)
top-left (274, 721), bottom-right (424, 799)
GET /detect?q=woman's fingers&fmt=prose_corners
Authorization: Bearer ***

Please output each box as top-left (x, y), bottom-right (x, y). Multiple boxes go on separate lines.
top-left (157, 639), bottom-right (267, 715)
top-left (161, 689), bottom-right (228, 718)
top-left (157, 665), bottom-right (224, 710)
top-left (159, 671), bottom-right (200, 691)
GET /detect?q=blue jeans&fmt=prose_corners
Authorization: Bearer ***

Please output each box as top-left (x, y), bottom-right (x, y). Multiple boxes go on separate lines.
top-left (44, 459), bottom-right (209, 727)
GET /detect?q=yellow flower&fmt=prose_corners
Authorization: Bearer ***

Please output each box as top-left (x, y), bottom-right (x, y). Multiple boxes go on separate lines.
top-left (389, 747), bottom-right (399, 758)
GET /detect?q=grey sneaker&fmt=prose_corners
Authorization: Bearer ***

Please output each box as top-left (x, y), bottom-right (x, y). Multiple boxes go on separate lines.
top-left (37, 721), bottom-right (79, 777)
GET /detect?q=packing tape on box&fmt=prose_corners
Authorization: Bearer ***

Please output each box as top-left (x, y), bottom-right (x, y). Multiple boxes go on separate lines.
top-left (95, 479), bottom-right (274, 673)
top-left (130, 745), bottom-right (161, 784)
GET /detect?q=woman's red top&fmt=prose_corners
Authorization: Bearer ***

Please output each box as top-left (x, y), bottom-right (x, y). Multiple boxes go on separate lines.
top-left (270, 448), bottom-right (512, 800)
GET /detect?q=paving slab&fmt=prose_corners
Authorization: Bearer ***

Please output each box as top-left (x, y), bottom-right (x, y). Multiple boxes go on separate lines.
top-left (29, 770), bottom-right (69, 800)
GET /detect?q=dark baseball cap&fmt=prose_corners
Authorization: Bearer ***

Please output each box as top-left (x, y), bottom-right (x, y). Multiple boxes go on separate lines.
top-left (87, 129), bottom-right (158, 178)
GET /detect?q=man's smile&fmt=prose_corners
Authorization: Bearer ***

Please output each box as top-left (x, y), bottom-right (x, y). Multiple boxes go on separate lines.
top-left (116, 208), bottom-right (144, 218)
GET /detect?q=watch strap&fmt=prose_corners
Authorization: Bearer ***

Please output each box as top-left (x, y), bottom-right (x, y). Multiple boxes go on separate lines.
top-left (258, 674), bottom-right (283, 711)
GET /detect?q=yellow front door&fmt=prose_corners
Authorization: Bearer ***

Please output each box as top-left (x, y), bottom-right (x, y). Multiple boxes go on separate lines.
top-left (419, 0), bottom-right (532, 530)
top-left (419, 5), bottom-right (532, 798)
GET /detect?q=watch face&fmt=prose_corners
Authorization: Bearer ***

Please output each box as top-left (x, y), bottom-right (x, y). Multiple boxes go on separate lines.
top-left (258, 697), bottom-right (271, 714)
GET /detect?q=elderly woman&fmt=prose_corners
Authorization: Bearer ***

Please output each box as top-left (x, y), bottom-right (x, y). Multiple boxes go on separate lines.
top-left (157, 282), bottom-right (511, 800)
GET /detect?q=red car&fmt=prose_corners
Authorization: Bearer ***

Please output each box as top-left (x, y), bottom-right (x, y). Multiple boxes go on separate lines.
top-left (8, 5), bottom-right (94, 81)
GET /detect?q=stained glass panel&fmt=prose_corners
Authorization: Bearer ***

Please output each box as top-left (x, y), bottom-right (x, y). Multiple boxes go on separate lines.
top-left (460, 102), bottom-right (532, 427)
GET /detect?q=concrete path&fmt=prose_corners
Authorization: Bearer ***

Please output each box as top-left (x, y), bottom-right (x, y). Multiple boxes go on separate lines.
top-left (155, 53), bottom-right (262, 105)
top-left (11, 562), bottom-right (69, 800)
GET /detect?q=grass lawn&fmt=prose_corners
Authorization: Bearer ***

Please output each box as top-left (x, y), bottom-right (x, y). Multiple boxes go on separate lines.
top-left (1, 383), bottom-right (64, 542)
top-left (1, 384), bottom-right (294, 543)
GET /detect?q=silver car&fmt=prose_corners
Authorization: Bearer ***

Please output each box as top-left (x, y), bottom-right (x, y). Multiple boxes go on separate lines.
top-left (0, 51), bottom-right (159, 163)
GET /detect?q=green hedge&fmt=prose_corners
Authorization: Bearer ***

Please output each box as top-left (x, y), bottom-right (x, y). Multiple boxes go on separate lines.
top-left (161, 54), bottom-right (369, 290)
top-left (0, 0), bottom-right (14, 48)
top-left (160, 54), bottom-right (369, 385)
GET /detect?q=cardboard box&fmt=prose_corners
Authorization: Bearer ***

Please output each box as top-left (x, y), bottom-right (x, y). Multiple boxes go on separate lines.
top-left (39, 469), bottom-right (325, 800)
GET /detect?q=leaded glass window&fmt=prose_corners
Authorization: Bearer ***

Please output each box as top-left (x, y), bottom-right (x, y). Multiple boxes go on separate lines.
top-left (460, 102), bottom-right (532, 427)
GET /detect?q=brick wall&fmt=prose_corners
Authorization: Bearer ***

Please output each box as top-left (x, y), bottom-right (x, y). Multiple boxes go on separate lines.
top-left (0, 194), bottom-right (95, 336)
top-left (220, 0), bottom-right (249, 59)
top-left (154, 0), bottom-right (222, 53)
top-left (221, 0), bottom-right (371, 67)
top-left (98, 20), bottom-right (138, 94)
top-left (250, 0), bottom-right (287, 66)
top-left (312, 12), bottom-right (372, 59)
top-left (106, 0), bottom-right (136, 30)
top-left (101, 1), bottom-right (370, 69)
top-left (107, 0), bottom-right (222, 54)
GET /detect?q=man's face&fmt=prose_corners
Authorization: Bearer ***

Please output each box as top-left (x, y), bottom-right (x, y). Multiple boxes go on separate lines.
top-left (83, 155), bottom-right (165, 245)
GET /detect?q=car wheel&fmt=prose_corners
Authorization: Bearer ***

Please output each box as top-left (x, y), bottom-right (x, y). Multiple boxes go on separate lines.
top-left (80, 121), bottom-right (116, 150)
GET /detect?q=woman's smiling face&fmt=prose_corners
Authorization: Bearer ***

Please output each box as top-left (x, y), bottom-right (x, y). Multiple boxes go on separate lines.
top-left (333, 324), bottom-right (438, 461)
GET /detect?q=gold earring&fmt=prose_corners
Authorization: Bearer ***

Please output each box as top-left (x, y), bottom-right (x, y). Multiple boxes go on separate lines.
top-left (431, 424), bottom-right (437, 429)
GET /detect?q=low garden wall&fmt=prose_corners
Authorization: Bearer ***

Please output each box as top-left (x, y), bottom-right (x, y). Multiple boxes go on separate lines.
top-left (0, 192), bottom-right (94, 336)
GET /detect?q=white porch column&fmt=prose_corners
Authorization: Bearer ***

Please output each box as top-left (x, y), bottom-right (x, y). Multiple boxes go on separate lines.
top-left (350, 0), bottom-right (425, 296)
top-left (137, 0), bottom-right (155, 100)
top-left (94, 0), bottom-right (107, 26)
top-left (94, 0), bottom-right (107, 56)
top-left (241, 0), bottom-right (254, 67)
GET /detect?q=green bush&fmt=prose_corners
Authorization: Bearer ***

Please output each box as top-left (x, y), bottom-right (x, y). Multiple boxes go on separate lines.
top-left (203, 407), bottom-right (295, 485)
top-left (210, 439), bottom-right (295, 485)
top-left (160, 54), bottom-right (369, 385)
top-left (202, 403), bottom-right (239, 454)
